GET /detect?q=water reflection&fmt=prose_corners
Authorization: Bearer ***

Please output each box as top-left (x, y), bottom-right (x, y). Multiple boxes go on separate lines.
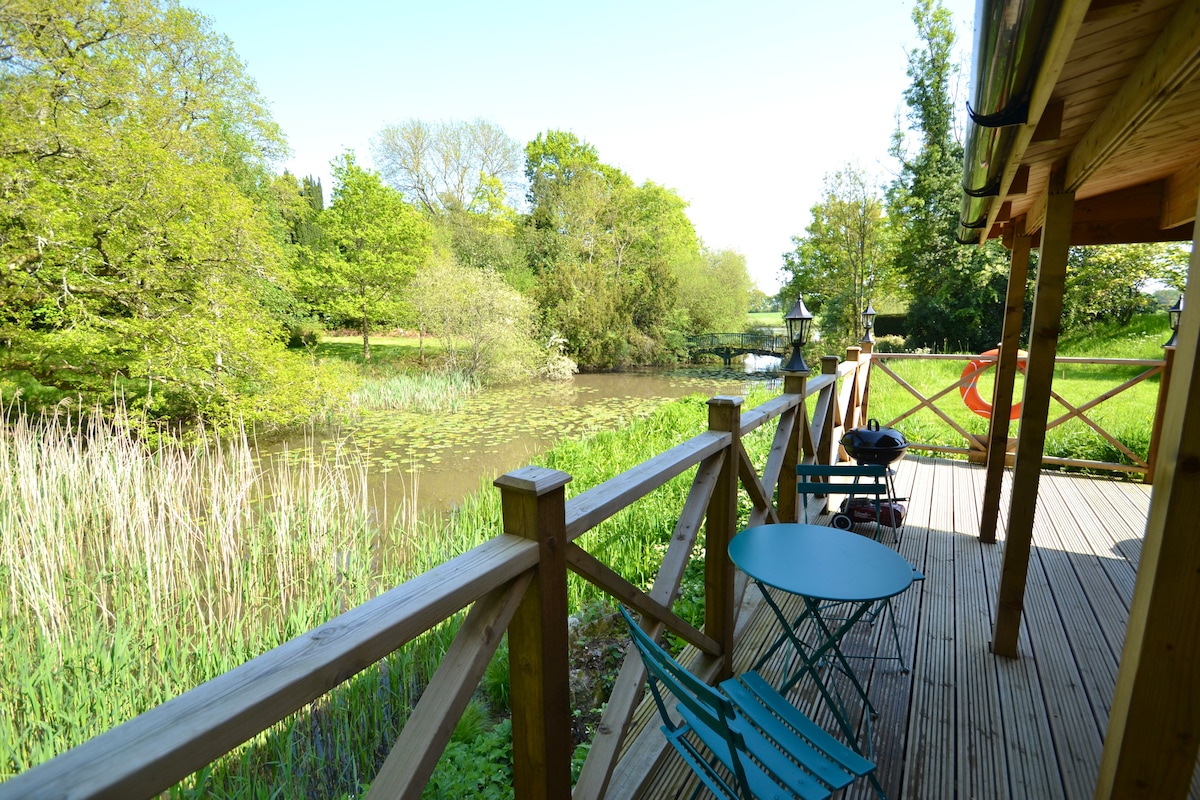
top-left (266, 364), bottom-right (779, 521)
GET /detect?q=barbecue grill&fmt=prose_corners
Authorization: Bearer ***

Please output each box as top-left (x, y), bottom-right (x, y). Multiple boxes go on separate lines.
top-left (841, 419), bottom-right (909, 466)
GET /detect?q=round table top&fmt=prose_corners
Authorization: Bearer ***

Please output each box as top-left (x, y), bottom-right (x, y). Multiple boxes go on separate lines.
top-left (728, 523), bottom-right (914, 602)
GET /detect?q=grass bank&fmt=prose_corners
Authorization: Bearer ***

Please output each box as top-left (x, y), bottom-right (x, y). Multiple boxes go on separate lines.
top-left (0, 385), bottom-right (777, 797)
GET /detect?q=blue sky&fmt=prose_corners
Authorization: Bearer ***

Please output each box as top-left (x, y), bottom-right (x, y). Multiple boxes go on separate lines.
top-left (194, 0), bottom-right (977, 293)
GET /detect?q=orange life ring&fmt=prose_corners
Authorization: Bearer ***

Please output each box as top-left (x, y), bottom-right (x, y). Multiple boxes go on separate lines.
top-left (959, 348), bottom-right (1027, 421)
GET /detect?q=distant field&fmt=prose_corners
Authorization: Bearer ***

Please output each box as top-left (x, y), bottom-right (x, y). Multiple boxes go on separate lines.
top-left (316, 334), bottom-right (447, 370)
top-left (747, 311), bottom-right (783, 329)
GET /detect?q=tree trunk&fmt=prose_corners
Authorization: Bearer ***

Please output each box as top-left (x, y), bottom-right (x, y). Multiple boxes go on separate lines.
top-left (362, 310), bottom-right (370, 362)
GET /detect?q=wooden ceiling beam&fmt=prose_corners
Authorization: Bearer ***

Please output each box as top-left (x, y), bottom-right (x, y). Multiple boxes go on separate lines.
top-left (1064, 0), bottom-right (1200, 193)
top-left (1161, 161), bottom-right (1200, 229)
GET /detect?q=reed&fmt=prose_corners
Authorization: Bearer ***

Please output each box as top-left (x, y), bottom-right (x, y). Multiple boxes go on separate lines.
top-left (0, 385), bottom-right (776, 795)
top-left (347, 371), bottom-right (478, 414)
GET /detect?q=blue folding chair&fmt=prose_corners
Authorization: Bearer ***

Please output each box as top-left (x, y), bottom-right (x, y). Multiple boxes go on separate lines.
top-left (620, 606), bottom-right (879, 800)
top-left (795, 462), bottom-right (894, 542)
top-left (796, 463), bottom-right (923, 673)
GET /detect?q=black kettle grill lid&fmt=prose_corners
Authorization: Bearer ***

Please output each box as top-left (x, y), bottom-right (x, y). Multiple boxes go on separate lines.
top-left (844, 419), bottom-right (908, 447)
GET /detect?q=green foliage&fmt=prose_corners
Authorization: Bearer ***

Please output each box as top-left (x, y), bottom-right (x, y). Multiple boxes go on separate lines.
top-left (675, 249), bottom-right (754, 334)
top-left (421, 719), bottom-right (513, 800)
top-left (523, 130), bottom-right (700, 368)
top-left (0, 0), bottom-right (347, 431)
top-left (313, 153), bottom-right (433, 359)
top-left (1063, 244), bottom-right (1189, 331)
top-left (783, 165), bottom-right (894, 351)
top-left (482, 639), bottom-right (511, 713)
top-left (886, 0), bottom-right (1012, 353)
top-left (411, 256), bottom-right (571, 384)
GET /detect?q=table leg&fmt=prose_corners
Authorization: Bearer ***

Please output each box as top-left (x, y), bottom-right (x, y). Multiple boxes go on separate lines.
top-left (751, 582), bottom-right (875, 756)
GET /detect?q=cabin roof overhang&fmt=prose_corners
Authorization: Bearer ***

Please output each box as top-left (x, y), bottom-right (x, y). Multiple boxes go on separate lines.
top-left (958, 0), bottom-right (1200, 248)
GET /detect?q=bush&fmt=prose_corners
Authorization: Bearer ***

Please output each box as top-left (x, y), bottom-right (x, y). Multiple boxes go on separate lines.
top-left (873, 335), bottom-right (908, 353)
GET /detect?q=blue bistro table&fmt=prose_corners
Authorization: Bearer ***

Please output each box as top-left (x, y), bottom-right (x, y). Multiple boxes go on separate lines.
top-left (728, 523), bottom-right (915, 754)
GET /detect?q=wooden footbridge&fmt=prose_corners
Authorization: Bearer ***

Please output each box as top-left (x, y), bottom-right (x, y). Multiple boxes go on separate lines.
top-left (686, 332), bottom-right (786, 365)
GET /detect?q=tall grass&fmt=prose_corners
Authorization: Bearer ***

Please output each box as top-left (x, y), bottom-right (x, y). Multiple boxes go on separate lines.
top-left (347, 371), bottom-right (479, 414)
top-left (1, 385), bottom-right (779, 796)
top-left (0, 404), bottom-right (455, 794)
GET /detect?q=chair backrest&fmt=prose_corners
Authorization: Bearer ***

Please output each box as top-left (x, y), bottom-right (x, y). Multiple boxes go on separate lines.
top-left (619, 607), bottom-right (753, 795)
top-left (619, 607), bottom-right (876, 800)
top-left (795, 463), bottom-right (888, 529)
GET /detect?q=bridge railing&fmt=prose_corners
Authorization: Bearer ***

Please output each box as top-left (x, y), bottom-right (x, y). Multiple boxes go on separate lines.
top-left (0, 350), bottom-right (873, 800)
top-left (685, 332), bottom-right (788, 353)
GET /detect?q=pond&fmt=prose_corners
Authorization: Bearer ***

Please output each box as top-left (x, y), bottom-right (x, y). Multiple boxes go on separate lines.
top-left (268, 360), bottom-right (781, 522)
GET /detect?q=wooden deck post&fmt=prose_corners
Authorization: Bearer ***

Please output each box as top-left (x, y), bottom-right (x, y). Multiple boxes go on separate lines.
top-left (1094, 195), bottom-right (1200, 800)
top-left (494, 466), bottom-right (573, 800)
top-left (858, 340), bottom-right (873, 423)
top-left (1143, 343), bottom-right (1174, 486)
top-left (819, 355), bottom-right (841, 466)
top-left (980, 220), bottom-right (1033, 544)
top-left (706, 396), bottom-right (742, 681)
top-left (993, 175), bottom-right (1073, 658)
top-left (778, 373), bottom-right (807, 523)
top-left (844, 346), bottom-right (863, 433)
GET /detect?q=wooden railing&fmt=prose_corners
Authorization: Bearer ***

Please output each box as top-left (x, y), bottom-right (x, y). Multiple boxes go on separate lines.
top-left (867, 351), bottom-right (1170, 480)
top-left (0, 350), bottom-right (874, 799)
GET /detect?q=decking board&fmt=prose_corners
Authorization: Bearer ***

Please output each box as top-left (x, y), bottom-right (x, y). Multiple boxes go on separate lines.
top-left (618, 457), bottom-right (1200, 800)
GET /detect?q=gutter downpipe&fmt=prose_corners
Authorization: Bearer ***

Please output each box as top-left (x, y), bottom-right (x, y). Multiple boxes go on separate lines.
top-left (958, 0), bottom-right (1061, 244)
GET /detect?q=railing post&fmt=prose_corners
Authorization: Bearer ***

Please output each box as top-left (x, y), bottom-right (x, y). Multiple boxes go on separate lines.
top-left (706, 396), bottom-right (742, 681)
top-left (1144, 345), bottom-right (1174, 485)
top-left (778, 373), bottom-right (808, 523)
top-left (494, 466), bottom-right (573, 800)
top-left (859, 339), bottom-right (873, 422)
top-left (819, 355), bottom-right (841, 466)
top-left (844, 346), bottom-right (862, 432)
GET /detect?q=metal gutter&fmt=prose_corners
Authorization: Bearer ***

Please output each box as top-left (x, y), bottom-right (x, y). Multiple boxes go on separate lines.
top-left (958, 0), bottom-right (1061, 244)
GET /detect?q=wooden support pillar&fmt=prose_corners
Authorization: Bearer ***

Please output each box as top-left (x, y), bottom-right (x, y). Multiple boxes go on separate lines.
top-left (980, 220), bottom-right (1033, 544)
top-left (706, 396), bottom-right (742, 681)
top-left (993, 177), bottom-right (1073, 658)
top-left (1143, 344), bottom-right (1175, 486)
top-left (778, 373), bottom-right (807, 523)
top-left (1094, 196), bottom-right (1200, 800)
top-left (495, 466), bottom-right (573, 800)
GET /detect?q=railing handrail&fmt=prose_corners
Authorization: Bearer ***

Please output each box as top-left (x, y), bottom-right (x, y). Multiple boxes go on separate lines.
top-left (865, 350), bottom-right (1170, 479)
top-left (875, 351), bottom-right (1164, 367)
top-left (0, 360), bottom-right (865, 800)
top-left (0, 533), bottom-right (541, 799)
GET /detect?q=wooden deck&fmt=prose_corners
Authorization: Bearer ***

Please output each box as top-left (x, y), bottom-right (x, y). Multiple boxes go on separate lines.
top-left (614, 455), bottom-right (1200, 799)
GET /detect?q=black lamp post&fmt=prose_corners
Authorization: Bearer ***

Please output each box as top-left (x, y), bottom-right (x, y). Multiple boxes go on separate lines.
top-left (782, 294), bottom-right (814, 375)
top-left (860, 301), bottom-right (877, 345)
top-left (1165, 294), bottom-right (1184, 348)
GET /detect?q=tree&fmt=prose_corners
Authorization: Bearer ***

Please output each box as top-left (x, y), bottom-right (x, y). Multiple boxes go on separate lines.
top-left (782, 166), bottom-right (893, 348)
top-left (887, 0), bottom-right (1011, 353)
top-left (372, 118), bottom-right (524, 215)
top-left (1063, 244), bottom-right (1190, 330)
top-left (675, 249), bottom-right (753, 334)
top-left (0, 0), bottom-right (324, 424)
top-left (411, 256), bottom-right (571, 384)
top-left (318, 153), bottom-right (432, 360)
